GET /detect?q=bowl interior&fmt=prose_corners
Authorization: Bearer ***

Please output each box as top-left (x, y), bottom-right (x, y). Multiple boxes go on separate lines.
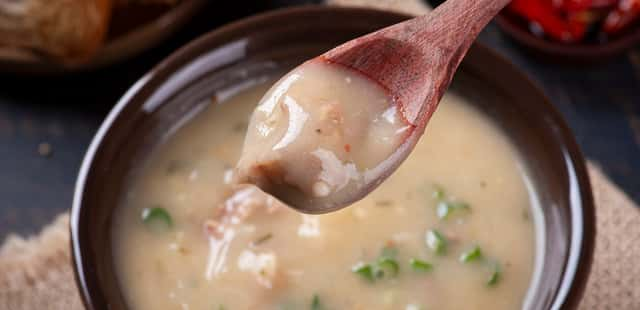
top-left (72, 6), bottom-right (594, 310)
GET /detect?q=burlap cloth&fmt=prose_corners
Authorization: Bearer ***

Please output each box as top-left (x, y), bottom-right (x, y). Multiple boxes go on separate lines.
top-left (1, 2), bottom-right (638, 309)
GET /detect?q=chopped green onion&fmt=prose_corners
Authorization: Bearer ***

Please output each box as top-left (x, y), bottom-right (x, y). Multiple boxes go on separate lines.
top-left (379, 244), bottom-right (398, 259)
top-left (432, 185), bottom-right (445, 200)
top-left (436, 201), bottom-right (451, 219)
top-left (437, 201), bottom-right (470, 220)
top-left (352, 262), bottom-right (375, 282)
top-left (377, 257), bottom-right (400, 277)
top-left (409, 258), bottom-right (433, 272)
top-left (252, 233), bottom-right (273, 246)
top-left (141, 207), bottom-right (172, 232)
top-left (352, 245), bottom-right (404, 282)
top-left (459, 245), bottom-right (483, 263)
top-left (450, 202), bottom-right (470, 210)
top-left (425, 229), bottom-right (447, 255)
top-left (487, 263), bottom-right (502, 286)
top-left (487, 271), bottom-right (500, 286)
top-left (311, 294), bottom-right (323, 310)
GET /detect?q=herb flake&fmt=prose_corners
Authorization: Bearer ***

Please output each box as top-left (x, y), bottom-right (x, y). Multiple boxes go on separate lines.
top-left (352, 262), bottom-right (375, 282)
top-left (436, 201), bottom-right (452, 219)
top-left (141, 207), bottom-right (173, 232)
top-left (377, 257), bottom-right (400, 277)
top-left (375, 200), bottom-right (394, 207)
top-left (459, 245), bottom-right (483, 263)
top-left (409, 258), bottom-right (433, 272)
top-left (437, 201), bottom-right (470, 220)
top-left (252, 233), bottom-right (273, 246)
top-left (432, 185), bottom-right (446, 200)
top-left (487, 263), bottom-right (502, 286)
top-left (425, 229), bottom-right (447, 255)
top-left (311, 294), bottom-right (323, 310)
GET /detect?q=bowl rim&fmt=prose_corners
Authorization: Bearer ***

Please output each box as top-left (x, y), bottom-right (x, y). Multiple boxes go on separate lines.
top-left (70, 5), bottom-right (596, 310)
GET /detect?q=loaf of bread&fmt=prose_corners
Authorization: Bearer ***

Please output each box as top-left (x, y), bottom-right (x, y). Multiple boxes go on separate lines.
top-left (0, 0), bottom-right (112, 62)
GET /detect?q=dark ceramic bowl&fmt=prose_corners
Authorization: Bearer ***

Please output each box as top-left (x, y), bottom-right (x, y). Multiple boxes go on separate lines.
top-left (71, 6), bottom-right (595, 310)
top-left (495, 12), bottom-right (640, 63)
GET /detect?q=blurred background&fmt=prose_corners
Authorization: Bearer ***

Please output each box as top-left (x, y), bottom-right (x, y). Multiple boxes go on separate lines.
top-left (0, 0), bottom-right (638, 238)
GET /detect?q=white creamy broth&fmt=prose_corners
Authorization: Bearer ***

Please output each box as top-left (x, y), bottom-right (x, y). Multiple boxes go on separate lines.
top-left (113, 80), bottom-right (537, 310)
top-left (236, 61), bottom-right (408, 212)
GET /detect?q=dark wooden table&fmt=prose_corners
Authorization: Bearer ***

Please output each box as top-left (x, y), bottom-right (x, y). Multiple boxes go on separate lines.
top-left (0, 2), bottom-right (638, 239)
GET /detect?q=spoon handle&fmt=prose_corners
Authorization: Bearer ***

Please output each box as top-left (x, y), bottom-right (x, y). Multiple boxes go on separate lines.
top-left (415, 0), bottom-right (513, 76)
top-left (402, 0), bottom-right (512, 125)
top-left (323, 0), bottom-right (511, 127)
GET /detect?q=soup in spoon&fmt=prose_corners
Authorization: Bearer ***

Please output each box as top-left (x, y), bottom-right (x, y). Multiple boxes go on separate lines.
top-left (236, 60), bottom-right (410, 213)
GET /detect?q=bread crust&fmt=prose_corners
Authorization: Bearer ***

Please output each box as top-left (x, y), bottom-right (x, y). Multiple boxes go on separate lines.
top-left (0, 0), bottom-right (112, 62)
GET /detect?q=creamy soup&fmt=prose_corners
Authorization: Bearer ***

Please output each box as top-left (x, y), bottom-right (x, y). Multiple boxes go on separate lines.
top-left (236, 60), bottom-right (408, 213)
top-left (113, 80), bottom-right (537, 310)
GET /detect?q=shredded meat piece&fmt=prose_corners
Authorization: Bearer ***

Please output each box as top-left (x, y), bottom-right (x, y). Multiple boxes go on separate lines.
top-left (203, 185), bottom-right (287, 293)
top-left (235, 98), bottom-right (352, 205)
top-left (234, 160), bottom-right (286, 197)
top-left (204, 185), bottom-right (282, 239)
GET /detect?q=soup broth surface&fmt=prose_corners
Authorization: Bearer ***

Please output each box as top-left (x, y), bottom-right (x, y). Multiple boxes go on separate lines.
top-left (113, 79), bottom-right (537, 310)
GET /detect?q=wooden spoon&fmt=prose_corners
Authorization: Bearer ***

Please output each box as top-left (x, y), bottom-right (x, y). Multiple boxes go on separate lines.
top-left (239, 0), bottom-right (512, 214)
top-left (322, 0), bottom-right (510, 131)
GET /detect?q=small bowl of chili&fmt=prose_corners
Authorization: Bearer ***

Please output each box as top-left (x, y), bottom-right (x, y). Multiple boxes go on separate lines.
top-left (495, 0), bottom-right (640, 62)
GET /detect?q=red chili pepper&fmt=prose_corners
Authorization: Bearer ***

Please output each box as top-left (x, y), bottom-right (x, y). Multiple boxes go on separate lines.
top-left (509, 0), bottom-right (587, 41)
top-left (593, 0), bottom-right (622, 7)
top-left (556, 0), bottom-right (593, 11)
top-left (553, 0), bottom-right (618, 12)
top-left (603, 0), bottom-right (640, 34)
